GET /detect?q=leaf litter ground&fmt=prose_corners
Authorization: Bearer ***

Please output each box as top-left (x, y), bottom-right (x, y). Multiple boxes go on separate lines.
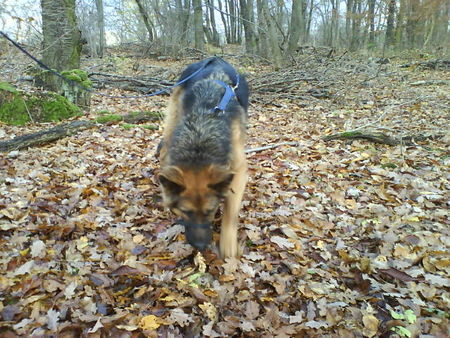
top-left (0, 54), bottom-right (449, 337)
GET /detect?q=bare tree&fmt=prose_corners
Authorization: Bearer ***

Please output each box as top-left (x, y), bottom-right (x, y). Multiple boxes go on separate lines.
top-left (135, 0), bottom-right (154, 41)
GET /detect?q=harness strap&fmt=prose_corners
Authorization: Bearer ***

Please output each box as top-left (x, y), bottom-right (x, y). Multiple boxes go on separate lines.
top-left (211, 74), bottom-right (240, 115)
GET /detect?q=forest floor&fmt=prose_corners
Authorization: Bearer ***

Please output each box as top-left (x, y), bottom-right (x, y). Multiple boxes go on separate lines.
top-left (0, 48), bottom-right (449, 337)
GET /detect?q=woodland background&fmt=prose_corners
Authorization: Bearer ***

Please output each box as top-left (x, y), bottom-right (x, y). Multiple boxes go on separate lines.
top-left (0, 0), bottom-right (449, 337)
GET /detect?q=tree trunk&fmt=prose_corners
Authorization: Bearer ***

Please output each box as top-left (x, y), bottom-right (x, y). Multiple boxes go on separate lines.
top-left (240, 0), bottom-right (256, 53)
top-left (207, 0), bottom-right (220, 46)
top-left (193, 0), bottom-right (204, 49)
top-left (330, 0), bottom-right (339, 48)
top-left (228, 0), bottom-right (237, 44)
top-left (218, 0), bottom-right (230, 43)
top-left (345, 0), bottom-right (353, 48)
top-left (350, 0), bottom-right (361, 51)
top-left (306, 0), bottom-right (313, 41)
top-left (406, 0), bottom-right (421, 48)
top-left (40, 0), bottom-right (81, 91)
top-left (423, 12), bottom-right (436, 48)
top-left (395, 0), bottom-right (406, 49)
top-left (367, 0), bottom-right (375, 48)
top-left (176, 0), bottom-right (191, 44)
top-left (385, 0), bottom-right (396, 48)
top-left (288, 0), bottom-right (306, 52)
top-left (260, 0), bottom-right (283, 67)
top-left (135, 0), bottom-right (154, 41)
top-left (95, 0), bottom-right (105, 57)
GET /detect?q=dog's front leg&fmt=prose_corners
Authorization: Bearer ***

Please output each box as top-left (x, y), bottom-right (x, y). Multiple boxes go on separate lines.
top-left (220, 162), bottom-right (247, 258)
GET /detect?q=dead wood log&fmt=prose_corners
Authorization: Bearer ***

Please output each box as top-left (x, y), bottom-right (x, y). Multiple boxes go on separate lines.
top-left (322, 131), bottom-right (445, 146)
top-left (0, 112), bottom-right (161, 152)
top-left (0, 121), bottom-right (92, 152)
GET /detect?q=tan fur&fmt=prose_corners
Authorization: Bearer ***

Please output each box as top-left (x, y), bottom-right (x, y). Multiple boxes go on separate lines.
top-left (220, 119), bottom-right (247, 257)
top-left (159, 87), bottom-right (184, 162)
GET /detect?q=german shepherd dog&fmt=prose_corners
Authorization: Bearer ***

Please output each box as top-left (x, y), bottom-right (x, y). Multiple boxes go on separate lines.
top-left (158, 57), bottom-right (249, 258)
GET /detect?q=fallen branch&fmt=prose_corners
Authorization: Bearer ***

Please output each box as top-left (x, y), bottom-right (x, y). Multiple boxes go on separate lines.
top-left (245, 141), bottom-right (298, 153)
top-left (0, 112), bottom-right (161, 152)
top-left (322, 131), bottom-right (445, 146)
top-left (89, 72), bottom-right (174, 93)
top-left (410, 80), bottom-right (450, 86)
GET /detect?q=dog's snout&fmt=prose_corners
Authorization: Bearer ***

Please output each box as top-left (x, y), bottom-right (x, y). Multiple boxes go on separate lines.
top-left (184, 223), bottom-right (212, 251)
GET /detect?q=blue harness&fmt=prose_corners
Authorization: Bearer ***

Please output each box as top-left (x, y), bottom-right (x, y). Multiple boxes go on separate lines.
top-left (210, 75), bottom-right (240, 115)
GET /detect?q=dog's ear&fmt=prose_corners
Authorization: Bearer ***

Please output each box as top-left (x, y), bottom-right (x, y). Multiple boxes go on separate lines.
top-left (209, 173), bottom-right (234, 193)
top-left (159, 166), bottom-right (185, 194)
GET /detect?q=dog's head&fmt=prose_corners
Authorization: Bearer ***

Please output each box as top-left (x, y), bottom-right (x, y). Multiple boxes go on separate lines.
top-left (159, 165), bottom-right (233, 250)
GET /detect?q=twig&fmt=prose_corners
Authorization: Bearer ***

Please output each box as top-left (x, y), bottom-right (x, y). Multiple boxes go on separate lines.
top-left (22, 98), bottom-right (34, 124)
top-left (245, 141), bottom-right (298, 154)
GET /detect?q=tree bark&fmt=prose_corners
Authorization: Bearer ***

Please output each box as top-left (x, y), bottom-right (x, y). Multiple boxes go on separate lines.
top-left (193, 0), bottom-right (204, 49)
top-left (330, 0), bottom-right (339, 48)
top-left (288, 0), bottom-right (305, 52)
top-left (218, 0), bottom-right (230, 43)
top-left (406, 0), bottom-right (421, 48)
top-left (239, 0), bottom-right (256, 53)
top-left (40, 0), bottom-right (81, 91)
top-left (395, 0), bottom-right (406, 49)
top-left (345, 0), bottom-right (353, 48)
top-left (174, 0), bottom-right (191, 44)
top-left (95, 0), bottom-right (105, 57)
top-left (228, 0), bottom-right (237, 44)
top-left (306, 0), bottom-right (313, 41)
top-left (259, 0), bottom-right (283, 67)
top-left (367, 0), bottom-right (375, 48)
top-left (350, 0), bottom-right (362, 51)
top-left (385, 0), bottom-right (396, 48)
top-left (207, 0), bottom-right (220, 46)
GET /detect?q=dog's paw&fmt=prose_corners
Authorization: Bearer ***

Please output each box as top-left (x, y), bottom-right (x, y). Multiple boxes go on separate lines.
top-left (219, 240), bottom-right (240, 258)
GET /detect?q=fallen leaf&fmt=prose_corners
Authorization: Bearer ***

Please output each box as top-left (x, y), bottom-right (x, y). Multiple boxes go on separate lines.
top-left (362, 314), bottom-right (379, 337)
top-left (379, 268), bottom-right (418, 282)
top-left (139, 315), bottom-right (162, 330)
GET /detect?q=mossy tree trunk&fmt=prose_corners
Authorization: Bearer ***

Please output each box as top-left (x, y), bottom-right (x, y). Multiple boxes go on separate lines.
top-left (40, 0), bottom-right (82, 91)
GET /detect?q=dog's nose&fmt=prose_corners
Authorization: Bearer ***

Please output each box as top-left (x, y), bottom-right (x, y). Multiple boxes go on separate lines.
top-left (191, 240), bottom-right (209, 251)
top-left (184, 222), bottom-right (212, 251)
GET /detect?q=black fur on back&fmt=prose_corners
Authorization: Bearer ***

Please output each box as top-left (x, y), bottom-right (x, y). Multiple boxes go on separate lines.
top-left (168, 58), bottom-right (249, 168)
